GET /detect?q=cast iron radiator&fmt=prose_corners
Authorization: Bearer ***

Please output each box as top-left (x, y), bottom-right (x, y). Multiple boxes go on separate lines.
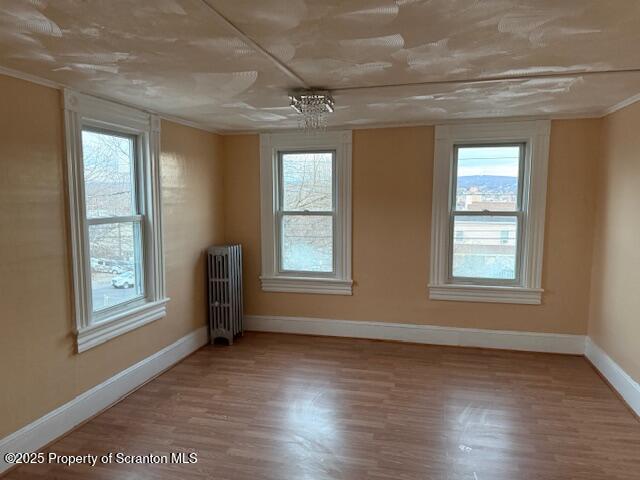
top-left (207, 244), bottom-right (244, 345)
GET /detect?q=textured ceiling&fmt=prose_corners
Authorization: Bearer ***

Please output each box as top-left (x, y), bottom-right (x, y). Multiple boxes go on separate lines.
top-left (1, 0), bottom-right (640, 131)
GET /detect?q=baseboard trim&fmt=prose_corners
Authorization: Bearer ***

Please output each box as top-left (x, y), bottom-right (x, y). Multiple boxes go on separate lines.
top-left (585, 338), bottom-right (640, 417)
top-left (245, 315), bottom-right (586, 354)
top-left (0, 326), bottom-right (208, 474)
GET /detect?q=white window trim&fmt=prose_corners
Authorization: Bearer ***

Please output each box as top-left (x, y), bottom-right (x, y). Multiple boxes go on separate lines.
top-left (429, 120), bottom-right (550, 305)
top-left (259, 130), bottom-right (353, 295)
top-left (64, 90), bottom-right (169, 352)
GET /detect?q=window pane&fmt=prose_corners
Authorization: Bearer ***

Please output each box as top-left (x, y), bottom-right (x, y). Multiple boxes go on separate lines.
top-left (89, 222), bottom-right (144, 313)
top-left (452, 216), bottom-right (518, 280)
top-left (82, 130), bottom-right (136, 218)
top-left (281, 152), bottom-right (333, 211)
top-left (455, 145), bottom-right (521, 212)
top-left (281, 215), bottom-right (333, 272)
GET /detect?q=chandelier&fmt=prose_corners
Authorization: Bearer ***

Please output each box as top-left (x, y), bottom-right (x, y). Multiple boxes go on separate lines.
top-left (289, 89), bottom-right (335, 131)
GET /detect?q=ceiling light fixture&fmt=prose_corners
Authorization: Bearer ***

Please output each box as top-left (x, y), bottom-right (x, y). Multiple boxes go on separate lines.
top-left (289, 89), bottom-right (335, 131)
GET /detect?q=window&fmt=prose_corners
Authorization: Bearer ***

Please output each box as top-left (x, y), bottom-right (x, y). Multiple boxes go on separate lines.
top-left (429, 121), bottom-right (550, 304)
top-left (260, 131), bottom-right (352, 295)
top-left (279, 151), bottom-right (335, 273)
top-left (451, 144), bottom-right (523, 282)
top-left (64, 90), bottom-right (168, 352)
top-left (84, 130), bottom-right (145, 311)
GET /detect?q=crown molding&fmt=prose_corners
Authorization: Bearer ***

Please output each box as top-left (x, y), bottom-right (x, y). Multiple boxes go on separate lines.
top-left (0, 64), bottom-right (61, 90)
top-left (599, 92), bottom-right (640, 117)
top-left (0, 65), bottom-right (220, 134)
top-left (158, 114), bottom-right (219, 134)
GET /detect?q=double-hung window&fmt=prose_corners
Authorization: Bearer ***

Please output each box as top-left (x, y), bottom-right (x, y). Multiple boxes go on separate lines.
top-left (449, 143), bottom-right (524, 283)
top-left (278, 150), bottom-right (335, 273)
top-left (83, 129), bottom-right (145, 309)
top-left (64, 90), bottom-right (168, 352)
top-left (429, 121), bottom-right (550, 304)
top-left (260, 131), bottom-right (352, 295)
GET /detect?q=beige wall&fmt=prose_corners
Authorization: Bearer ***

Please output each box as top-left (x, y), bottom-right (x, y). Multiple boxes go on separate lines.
top-left (0, 74), bottom-right (224, 438)
top-left (588, 102), bottom-right (640, 382)
top-left (223, 119), bottom-right (601, 334)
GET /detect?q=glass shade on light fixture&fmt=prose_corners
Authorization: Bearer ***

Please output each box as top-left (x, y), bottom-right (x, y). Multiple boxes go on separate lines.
top-left (289, 90), bottom-right (335, 131)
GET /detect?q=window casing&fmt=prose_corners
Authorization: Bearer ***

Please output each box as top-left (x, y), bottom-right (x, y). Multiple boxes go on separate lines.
top-left (429, 121), bottom-right (550, 304)
top-left (260, 131), bottom-right (352, 295)
top-left (64, 90), bottom-right (168, 352)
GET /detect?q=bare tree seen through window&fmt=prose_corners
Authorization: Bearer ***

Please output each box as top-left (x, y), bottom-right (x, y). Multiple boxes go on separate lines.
top-left (280, 152), bottom-right (334, 272)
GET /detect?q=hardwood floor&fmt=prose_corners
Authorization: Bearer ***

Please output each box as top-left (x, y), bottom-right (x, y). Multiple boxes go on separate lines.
top-left (6, 332), bottom-right (640, 480)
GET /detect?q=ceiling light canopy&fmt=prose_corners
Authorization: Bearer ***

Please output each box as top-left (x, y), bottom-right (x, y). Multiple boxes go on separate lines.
top-left (289, 89), bottom-right (335, 131)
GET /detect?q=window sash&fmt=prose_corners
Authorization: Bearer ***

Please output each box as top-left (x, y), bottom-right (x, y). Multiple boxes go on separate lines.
top-left (447, 143), bottom-right (526, 285)
top-left (87, 214), bottom-right (143, 225)
top-left (277, 211), bottom-right (336, 275)
top-left (275, 150), bottom-right (337, 276)
top-left (82, 127), bottom-right (142, 220)
top-left (448, 213), bottom-right (523, 285)
top-left (81, 126), bottom-right (148, 323)
top-left (452, 142), bottom-right (525, 213)
top-left (86, 217), bottom-right (146, 318)
top-left (279, 210), bottom-right (334, 216)
top-left (276, 150), bottom-right (336, 212)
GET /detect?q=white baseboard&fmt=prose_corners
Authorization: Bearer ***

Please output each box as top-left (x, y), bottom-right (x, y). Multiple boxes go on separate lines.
top-left (0, 326), bottom-right (208, 474)
top-left (585, 338), bottom-right (640, 417)
top-left (245, 315), bottom-right (586, 354)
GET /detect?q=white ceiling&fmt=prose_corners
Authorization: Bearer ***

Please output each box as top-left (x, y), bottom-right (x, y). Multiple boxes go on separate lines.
top-left (1, 0), bottom-right (640, 132)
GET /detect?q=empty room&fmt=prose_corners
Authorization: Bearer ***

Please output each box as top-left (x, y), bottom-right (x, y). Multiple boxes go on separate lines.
top-left (1, 1), bottom-right (640, 478)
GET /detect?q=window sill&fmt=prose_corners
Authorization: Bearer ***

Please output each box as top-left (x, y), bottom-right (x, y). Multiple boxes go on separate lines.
top-left (260, 276), bottom-right (353, 295)
top-left (428, 284), bottom-right (542, 305)
top-left (76, 298), bottom-right (170, 353)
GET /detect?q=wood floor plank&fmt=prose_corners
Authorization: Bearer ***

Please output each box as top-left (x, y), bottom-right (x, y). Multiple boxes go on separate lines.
top-left (5, 332), bottom-right (640, 479)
